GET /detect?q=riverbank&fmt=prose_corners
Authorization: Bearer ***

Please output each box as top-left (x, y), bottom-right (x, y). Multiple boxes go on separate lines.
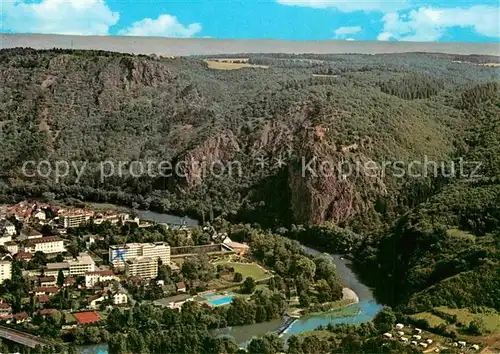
top-left (78, 209), bottom-right (382, 353)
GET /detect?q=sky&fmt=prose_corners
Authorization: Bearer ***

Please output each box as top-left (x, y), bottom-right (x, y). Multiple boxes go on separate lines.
top-left (1, 0), bottom-right (500, 42)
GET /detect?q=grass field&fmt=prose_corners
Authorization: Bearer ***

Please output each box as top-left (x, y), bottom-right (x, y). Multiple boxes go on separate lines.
top-left (436, 307), bottom-right (500, 333)
top-left (215, 261), bottom-right (270, 281)
top-left (410, 312), bottom-right (447, 327)
top-left (64, 312), bottom-right (76, 324)
top-left (205, 60), bottom-right (268, 70)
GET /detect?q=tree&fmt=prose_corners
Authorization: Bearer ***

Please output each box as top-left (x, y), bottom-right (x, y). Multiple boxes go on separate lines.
top-left (247, 333), bottom-right (283, 354)
top-left (468, 318), bottom-right (487, 335)
top-left (233, 272), bottom-right (243, 282)
top-left (373, 307), bottom-right (397, 333)
top-left (241, 277), bottom-right (256, 294)
top-left (57, 269), bottom-right (65, 288)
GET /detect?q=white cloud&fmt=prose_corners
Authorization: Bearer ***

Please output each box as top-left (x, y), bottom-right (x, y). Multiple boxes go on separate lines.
top-left (119, 14), bottom-right (202, 38)
top-left (334, 26), bottom-right (362, 39)
top-left (277, 0), bottom-right (409, 13)
top-left (378, 5), bottom-right (500, 41)
top-left (1, 0), bottom-right (119, 35)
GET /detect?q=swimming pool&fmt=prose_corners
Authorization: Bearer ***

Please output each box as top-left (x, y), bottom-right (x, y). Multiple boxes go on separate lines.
top-left (208, 296), bottom-right (233, 306)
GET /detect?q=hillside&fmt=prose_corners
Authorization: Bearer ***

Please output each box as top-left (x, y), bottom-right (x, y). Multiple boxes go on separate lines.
top-left (1, 48), bottom-right (499, 230)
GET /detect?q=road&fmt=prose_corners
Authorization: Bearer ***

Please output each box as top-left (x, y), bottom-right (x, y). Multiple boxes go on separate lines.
top-left (0, 325), bottom-right (51, 348)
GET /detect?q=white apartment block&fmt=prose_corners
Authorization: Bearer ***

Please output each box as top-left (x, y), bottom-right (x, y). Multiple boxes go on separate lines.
top-left (24, 236), bottom-right (65, 254)
top-left (125, 257), bottom-right (158, 279)
top-left (58, 210), bottom-right (93, 228)
top-left (85, 270), bottom-right (118, 288)
top-left (0, 261), bottom-right (12, 284)
top-left (109, 242), bottom-right (170, 269)
top-left (68, 253), bottom-right (95, 276)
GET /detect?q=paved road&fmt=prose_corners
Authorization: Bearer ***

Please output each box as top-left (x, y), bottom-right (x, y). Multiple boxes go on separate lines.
top-left (0, 325), bottom-right (51, 348)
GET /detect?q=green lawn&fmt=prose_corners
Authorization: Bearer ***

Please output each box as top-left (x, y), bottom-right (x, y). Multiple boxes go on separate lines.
top-left (410, 312), bottom-right (447, 327)
top-left (436, 307), bottom-right (500, 333)
top-left (215, 261), bottom-right (270, 281)
top-left (64, 312), bottom-right (76, 324)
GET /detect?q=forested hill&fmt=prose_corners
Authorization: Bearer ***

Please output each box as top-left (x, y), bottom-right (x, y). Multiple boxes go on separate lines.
top-left (0, 48), bottom-right (499, 230)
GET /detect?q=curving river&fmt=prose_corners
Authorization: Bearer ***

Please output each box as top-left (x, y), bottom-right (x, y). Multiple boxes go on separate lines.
top-left (214, 245), bottom-right (383, 345)
top-left (80, 211), bottom-right (382, 353)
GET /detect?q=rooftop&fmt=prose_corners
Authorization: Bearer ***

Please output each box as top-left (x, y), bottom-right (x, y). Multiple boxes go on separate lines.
top-left (86, 270), bottom-right (115, 276)
top-left (46, 262), bottom-right (70, 270)
top-left (25, 236), bottom-right (63, 246)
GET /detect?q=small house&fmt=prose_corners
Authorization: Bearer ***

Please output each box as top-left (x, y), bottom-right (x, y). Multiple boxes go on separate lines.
top-left (401, 337), bottom-right (408, 342)
top-left (176, 282), bottom-right (187, 293)
top-left (426, 339), bottom-right (433, 344)
top-left (13, 312), bottom-right (29, 324)
top-left (412, 335), bottom-right (421, 340)
top-left (419, 343), bottom-right (428, 348)
top-left (471, 344), bottom-right (480, 351)
top-left (397, 331), bottom-right (404, 336)
top-left (383, 333), bottom-right (392, 339)
top-left (395, 323), bottom-right (404, 330)
top-left (415, 328), bottom-right (422, 334)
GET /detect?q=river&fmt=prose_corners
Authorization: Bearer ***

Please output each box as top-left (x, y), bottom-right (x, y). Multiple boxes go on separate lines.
top-left (80, 212), bottom-right (382, 353)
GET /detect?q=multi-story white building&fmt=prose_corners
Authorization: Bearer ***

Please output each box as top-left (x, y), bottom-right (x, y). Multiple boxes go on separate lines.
top-left (0, 260), bottom-right (12, 284)
top-left (68, 253), bottom-right (95, 276)
top-left (109, 242), bottom-right (170, 269)
top-left (125, 257), bottom-right (158, 279)
top-left (24, 236), bottom-right (65, 254)
top-left (85, 270), bottom-right (118, 288)
top-left (58, 209), bottom-right (94, 228)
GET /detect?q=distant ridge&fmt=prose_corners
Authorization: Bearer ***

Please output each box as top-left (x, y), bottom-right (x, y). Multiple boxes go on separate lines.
top-left (2, 33), bottom-right (499, 56)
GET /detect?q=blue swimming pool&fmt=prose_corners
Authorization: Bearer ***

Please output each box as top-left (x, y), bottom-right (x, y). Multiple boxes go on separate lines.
top-left (208, 296), bottom-right (233, 306)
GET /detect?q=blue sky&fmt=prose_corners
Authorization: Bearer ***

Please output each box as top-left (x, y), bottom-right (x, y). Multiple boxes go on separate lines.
top-left (2, 0), bottom-right (499, 42)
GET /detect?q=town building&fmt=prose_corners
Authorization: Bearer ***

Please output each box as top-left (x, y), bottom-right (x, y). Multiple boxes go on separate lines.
top-left (223, 237), bottom-right (250, 256)
top-left (18, 227), bottom-right (43, 241)
top-left (58, 209), bottom-right (94, 228)
top-left (68, 253), bottom-right (95, 276)
top-left (0, 219), bottom-right (16, 236)
top-left (33, 287), bottom-right (59, 296)
top-left (176, 282), bottom-right (187, 293)
top-left (125, 257), bottom-right (158, 279)
top-left (4, 241), bottom-right (19, 255)
top-left (15, 251), bottom-right (33, 260)
top-left (112, 291), bottom-right (128, 306)
top-left (0, 234), bottom-right (12, 246)
top-left (38, 276), bottom-right (56, 287)
top-left (44, 262), bottom-right (70, 277)
top-left (24, 236), bottom-right (65, 254)
top-left (88, 294), bottom-right (106, 310)
top-left (0, 260), bottom-right (12, 284)
top-left (109, 242), bottom-right (170, 269)
top-left (0, 302), bottom-right (12, 318)
top-left (85, 270), bottom-right (118, 288)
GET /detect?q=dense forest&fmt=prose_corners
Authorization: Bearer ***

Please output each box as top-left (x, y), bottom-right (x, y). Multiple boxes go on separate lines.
top-left (1, 48), bottom-right (499, 352)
